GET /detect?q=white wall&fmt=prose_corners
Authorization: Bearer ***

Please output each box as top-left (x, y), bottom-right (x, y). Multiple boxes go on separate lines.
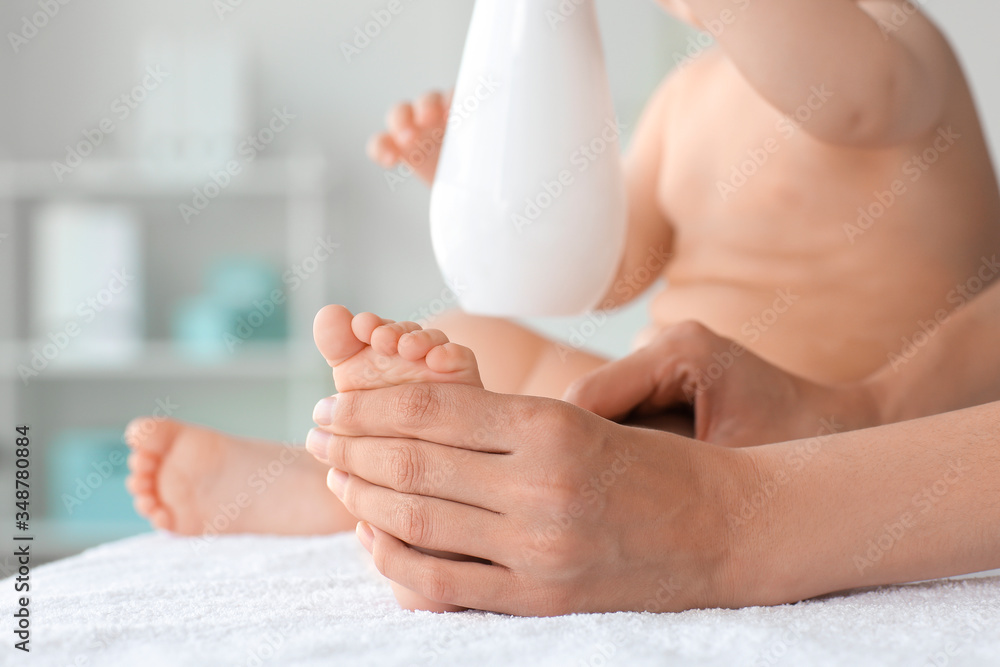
top-left (924, 1), bottom-right (1000, 165)
top-left (2, 0), bottom-right (679, 348)
top-left (3, 0), bottom-right (997, 358)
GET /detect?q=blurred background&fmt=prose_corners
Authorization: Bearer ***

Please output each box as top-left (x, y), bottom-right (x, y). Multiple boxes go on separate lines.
top-left (0, 0), bottom-right (997, 564)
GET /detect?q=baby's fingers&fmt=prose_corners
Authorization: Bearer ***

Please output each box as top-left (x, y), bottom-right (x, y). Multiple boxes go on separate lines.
top-left (367, 133), bottom-right (401, 168)
top-left (414, 91), bottom-right (449, 128)
top-left (386, 103), bottom-right (417, 142)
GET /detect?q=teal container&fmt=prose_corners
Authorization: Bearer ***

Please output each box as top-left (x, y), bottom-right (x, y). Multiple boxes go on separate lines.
top-left (207, 257), bottom-right (288, 343)
top-left (46, 429), bottom-right (146, 526)
top-left (171, 257), bottom-right (288, 361)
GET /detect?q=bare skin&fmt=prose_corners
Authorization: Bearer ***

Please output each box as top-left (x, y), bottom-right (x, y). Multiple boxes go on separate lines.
top-left (127, 0), bottom-right (1000, 613)
top-left (370, 0), bottom-right (1000, 387)
top-left (307, 279), bottom-right (999, 615)
top-left (128, 305), bottom-right (487, 612)
top-left (125, 420), bottom-right (351, 536)
top-left (309, 381), bottom-right (1000, 616)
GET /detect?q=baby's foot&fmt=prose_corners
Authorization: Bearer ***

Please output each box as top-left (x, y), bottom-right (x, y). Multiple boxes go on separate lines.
top-left (367, 90), bottom-right (450, 186)
top-left (313, 305), bottom-right (482, 613)
top-left (125, 418), bottom-right (354, 536)
top-left (313, 304), bottom-right (482, 393)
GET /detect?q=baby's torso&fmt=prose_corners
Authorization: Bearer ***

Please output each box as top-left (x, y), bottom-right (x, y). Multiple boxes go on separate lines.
top-left (648, 52), bottom-right (1000, 383)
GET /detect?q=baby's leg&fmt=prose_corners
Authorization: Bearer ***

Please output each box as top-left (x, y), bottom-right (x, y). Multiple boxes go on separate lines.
top-left (126, 419), bottom-right (355, 536)
top-left (431, 310), bottom-right (608, 398)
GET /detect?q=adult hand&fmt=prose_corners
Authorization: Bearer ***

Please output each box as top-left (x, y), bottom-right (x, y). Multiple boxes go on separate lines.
top-left (563, 321), bottom-right (881, 447)
top-left (308, 383), bottom-right (761, 616)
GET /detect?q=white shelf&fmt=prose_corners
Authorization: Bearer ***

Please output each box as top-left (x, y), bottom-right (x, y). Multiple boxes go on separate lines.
top-left (0, 156), bottom-right (333, 200)
top-left (0, 340), bottom-right (327, 380)
top-left (1, 153), bottom-right (339, 562)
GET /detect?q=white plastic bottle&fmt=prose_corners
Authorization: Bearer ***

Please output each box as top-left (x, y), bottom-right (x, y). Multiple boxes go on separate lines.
top-left (430, 0), bottom-right (628, 317)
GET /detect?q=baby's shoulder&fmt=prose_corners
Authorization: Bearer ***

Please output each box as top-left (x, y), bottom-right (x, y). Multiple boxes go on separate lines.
top-left (859, 0), bottom-right (957, 66)
top-left (658, 48), bottom-right (727, 104)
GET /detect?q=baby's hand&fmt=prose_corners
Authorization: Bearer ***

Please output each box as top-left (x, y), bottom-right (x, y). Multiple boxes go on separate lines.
top-left (367, 91), bottom-right (451, 186)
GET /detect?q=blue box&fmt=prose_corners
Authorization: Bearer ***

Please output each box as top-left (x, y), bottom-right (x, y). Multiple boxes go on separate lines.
top-left (46, 429), bottom-right (146, 526)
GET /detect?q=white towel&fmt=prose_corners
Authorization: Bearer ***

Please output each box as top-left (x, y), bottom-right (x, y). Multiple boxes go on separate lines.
top-left (2, 532), bottom-right (998, 666)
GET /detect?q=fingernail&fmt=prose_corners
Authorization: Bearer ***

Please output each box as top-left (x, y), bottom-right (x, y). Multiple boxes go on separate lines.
top-left (356, 521), bottom-right (374, 553)
top-left (313, 395), bottom-right (338, 426)
top-left (327, 468), bottom-right (348, 498)
top-left (305, 428), bottom-right (332, 460)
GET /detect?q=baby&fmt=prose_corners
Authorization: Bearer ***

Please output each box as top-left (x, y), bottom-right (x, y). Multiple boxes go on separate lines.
top-left (126, 0), bottom-right (1000, 612)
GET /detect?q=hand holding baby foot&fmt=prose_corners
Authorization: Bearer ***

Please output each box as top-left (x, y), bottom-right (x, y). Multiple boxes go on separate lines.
top-left (565, 322), bottom-right (882, 447)
top-left (367, 90), bottom-right (451, 185)
top-left (309, 305), bottom-right (482, 613)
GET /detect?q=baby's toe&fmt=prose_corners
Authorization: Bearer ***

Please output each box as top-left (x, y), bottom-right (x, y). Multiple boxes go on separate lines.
top-left (314, 305), bottom-right (367, 366)
top-left (133, 494), bottom-right (157, 518)
top-left (128, 451), bottom-right (158, 476)
top-left (351, 312), bottom-right (393, 345)
top-left (367, 133), bottom-right (401, 168)
top-left (426, 342), bottom-right (478, 375)
top-left (126, 474), bottom-right (154, 494)
top-left (371, 322), bottom-right (422, 356)
top-left (398, 329), bottom-right (450, 361)
top-left (125, 416), bottom-right (177, 456)
top-left (150, 508), bottom-right (173, 531)
top-left (387, 103), bottom-right (417, 143)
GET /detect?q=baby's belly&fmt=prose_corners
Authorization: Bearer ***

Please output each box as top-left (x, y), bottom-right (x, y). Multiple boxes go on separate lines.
top-left (643, 283), bottom-right (899, 384)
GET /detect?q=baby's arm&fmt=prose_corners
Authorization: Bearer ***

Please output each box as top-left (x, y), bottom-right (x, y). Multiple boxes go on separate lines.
top-left (686, 0), bottom-right (954, 146)
top-left (599, 78), bottom-right (677, 309)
